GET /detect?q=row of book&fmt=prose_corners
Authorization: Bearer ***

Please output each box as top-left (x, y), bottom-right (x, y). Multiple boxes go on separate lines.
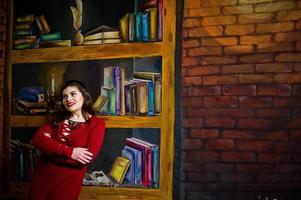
top-left (10, 140), bottom-right (40, 181)
top-left (93, 67), bottom-right (162, 116)
top-left (119, 0), bottom-right (163, 42)
top-left (14, 14), bottom-right (71, 50)
top-left (108, 137), bottom-right (159, 188)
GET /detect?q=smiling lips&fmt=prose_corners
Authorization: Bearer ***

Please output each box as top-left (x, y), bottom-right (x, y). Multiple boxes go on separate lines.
top-left (66, 102), bottom-right (76, 107)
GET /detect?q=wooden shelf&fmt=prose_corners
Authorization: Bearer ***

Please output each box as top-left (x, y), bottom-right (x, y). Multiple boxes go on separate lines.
top-left (10, 42), bottom-right (164, 64)
top-left (79, 186), bottom-right (161, 200)
top-left (10, 115), bottom-right (161, 128)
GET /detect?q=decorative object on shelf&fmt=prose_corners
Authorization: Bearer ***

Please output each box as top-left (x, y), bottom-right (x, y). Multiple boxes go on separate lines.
top-left (70, 0), bottom-right (84, 46)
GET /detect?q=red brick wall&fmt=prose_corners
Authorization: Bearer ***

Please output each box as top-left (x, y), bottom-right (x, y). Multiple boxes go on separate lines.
top-left (181, 0), bottom-right (301, 199)
top-left (0, 0), bottom-right (5, 191)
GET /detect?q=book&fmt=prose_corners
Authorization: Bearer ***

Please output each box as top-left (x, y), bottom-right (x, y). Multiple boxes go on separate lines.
top-left (119, 13), bottom-right (129, 42)
top-left (93, 95), bottom-right (109, 113)
top-left (15, 14), bottom-right (34, 23)
top-left (17, 87), bottom-right (45, 103)
top-left (103, 66), bottom-right (116, 88)
top-left (39, 40), bottom-right (72, 48)
top-left (128, 13), bottom-right (135, 42)
top-left (38, 15), bottom-right (51, 34)
top-left (121, 149), bottom-right (135, 184)
top-left (14, 36), bottom-right (37, 45)
top-left (82, 38), bottom-right (121, 45)
top-left (134, 12), bottom-right (142, 41)
top-left (147, 7), bottom-right (158, 41)
top-left (141, 11), bottom-right (150, 42)
top-left (109, 156), bottom-right (130, 184)
top-left (101, 86), bottom-right (116, 115)
top-left (124, 81), bottom-right (135, 115)
top-left (17, 99), bottom-right (47, 108)
top-left (157, 0), bottom-right (163, 40)
top-left (84, 31), bottom-right (120, 41)
top-left (39, 32), bottom-right (61, 42)
top-left (114, 67), bottom-right (121, 115)
top-left (14, 23), bottom-right (32, 30)
top-left (123, 145), bottom-right (142, 185)
top-left (84, 25), bottom-right (116, 36)
top-left (13, 30), bottom-right (33, 38)
top-left (130, 79), bottom-right (148, 115)
top-left (140, 0), bottom-right (157, 10)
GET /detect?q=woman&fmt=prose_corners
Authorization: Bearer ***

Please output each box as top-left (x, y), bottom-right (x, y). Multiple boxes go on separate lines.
top-left (29, 80), bottom-right (105, 200)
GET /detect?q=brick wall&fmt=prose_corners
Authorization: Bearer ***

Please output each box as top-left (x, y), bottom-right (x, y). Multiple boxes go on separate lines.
top-left (181, 0), bottom-right (301, 199)
top-left (0, 0), bottom-right (5, 192)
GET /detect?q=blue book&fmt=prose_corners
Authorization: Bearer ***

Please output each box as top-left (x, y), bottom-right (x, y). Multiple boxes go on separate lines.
top-left (122, 149), bottom-right (135, 184)
top-left (141, 10), bottom-right (150, 42)
top-left (18, 86), bottom-right (45, 102)
top-left (134, 12), bottom-right (142, 41)
top-left (114, 67), bottom-right (121, 115)
top-left (124, 145), bottom-right (142, 185)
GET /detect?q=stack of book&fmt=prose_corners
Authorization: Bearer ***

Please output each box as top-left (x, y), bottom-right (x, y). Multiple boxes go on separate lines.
top-left (15, 86), bottom-right (47, 115)
top-left (95, 66), bottom-right (161, 116)
top-left (119, 0), bottom-right (163, 42)
top-left (13, 14), bottom-right (71, 49)
top-left (83, 25), bottom-right (122, 45)
top-left (10, 140), bottom-right (40, 181)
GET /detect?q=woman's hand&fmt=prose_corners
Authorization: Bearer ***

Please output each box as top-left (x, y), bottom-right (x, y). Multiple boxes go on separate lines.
top-left (71, 147), bottom-right (93, 164)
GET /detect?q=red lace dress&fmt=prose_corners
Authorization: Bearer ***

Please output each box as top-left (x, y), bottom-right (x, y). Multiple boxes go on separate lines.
top-left (29, 116), bottom-right (105, 200)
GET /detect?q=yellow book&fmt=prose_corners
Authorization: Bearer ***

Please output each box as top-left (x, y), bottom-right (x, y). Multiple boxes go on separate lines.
top-left (84, 31), bottom-right (120, 41)
top-left (119, 13), bottom-right (129, 42)
top-left (83, 38), bottom-right (122, 45)
top-left (109, 156), bottom-right (130, 184)
top-left (146, 7), bottom-right (157, 41)
top-left (39, 40), bottom-right (72, 48)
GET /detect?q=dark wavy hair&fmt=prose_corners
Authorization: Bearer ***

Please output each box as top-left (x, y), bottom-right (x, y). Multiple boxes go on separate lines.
top-left (47, 80), bottom-right (95, 127)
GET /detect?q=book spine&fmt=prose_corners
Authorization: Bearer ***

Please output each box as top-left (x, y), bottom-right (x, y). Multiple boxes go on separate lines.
top-left (157, 0), bottom-right (163, 40)
top-left (128, 13), bottom-right (135, 42)
top-left (149, 7), bottom-right (158, 41)
top-left (14, 23), bottom-right (32, 30)
top-left (14, 30), bottom-right (33, 37)
top-left (15, 14), bottom-right (34, 23)
top-left (134, 12), bottom-right (142, 41)
top-left (147, 81), bottom-right (155, 116)
top-left (115, 67), bottom-right (121, 115)
top-left (39, 32), bottom-right (61, 42)
top-left (141, 11), bottom-right (150, 42)
top-left (119, 13), bottom-right (129, 42)
top-left (39, 15), bottom-right (51, 34)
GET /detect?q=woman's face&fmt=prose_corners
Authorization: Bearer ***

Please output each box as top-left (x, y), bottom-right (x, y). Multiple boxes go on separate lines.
top-left (62, 86), bottom-right (84, 114)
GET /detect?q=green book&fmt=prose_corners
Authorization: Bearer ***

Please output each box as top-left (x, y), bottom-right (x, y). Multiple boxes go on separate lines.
top-left (39, 32), bottom-right (61, 42)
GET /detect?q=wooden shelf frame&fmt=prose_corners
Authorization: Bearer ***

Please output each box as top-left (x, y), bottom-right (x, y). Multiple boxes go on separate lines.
top-left (3, 0), bottom-right (176, 199)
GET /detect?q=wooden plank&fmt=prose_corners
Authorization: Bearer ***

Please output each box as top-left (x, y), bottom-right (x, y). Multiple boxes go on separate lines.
top-left (79, 187), bottom-right (161, 200)
top-left (10, 116), bottom-right (161, 128)
top-left (11, 42), bottom-right (163, 64)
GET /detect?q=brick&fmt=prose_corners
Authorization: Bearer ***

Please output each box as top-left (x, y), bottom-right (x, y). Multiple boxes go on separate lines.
top-left (240, 34), bottom-right (271, 45)
top-left (276, 142), bottom-right (301, 153)
top-left (190, 129), bottom-right (220, 138)
top-left (257, 174), bottom-right (292, 182)
top-left (184, 151), bottom-right (219, 162)
top-left (223, 85), bottom-right (256, 95)
top-left (297, 41), bottom-right (301, 51)
top-left (239, 74), bottom-right (273, 84)
top-left (275, 31), bottom-right (301, 42)
top-left (205, 117), bottom-right (236, 128)
top-left (189, 7), bottom-right (221, 17)
top-left (205, 139), bottom-right (235, 150)
top-left (182, 163), bottom-right (202, 171)
top-left (239, 96), bottom-right (272, 108)
top-left (224, 45), bottom-right (254, 55)
top-left (257, 153), bottom-right (290, 163)
top-left (257, 108), bottom-right (290, 118)
top-left (255, 2), bottom-right (296, 13)
top-left (273, 97), bottom-right (301, 107)
top-left (183, 18), bottom-right (201, 28)
top-left (182, 57), bottom-right (201, 67)
top-left (188, 86), bottom-right (222, 96)
top-left (255, 63), bottom-right (292, 73)
top-left (239, 0), bottom-right (274, 4)
top-left (257, 42), bottom-right (293, 53)
top-left (188, 65), bottom-right (220, 76)
top-left (275, 73), bottom-right (301, 84)
top-left (187, 172), bottom-right (217, 182)
top-left (293, 85), bottom-right (301, 96)
top-left (183, 39), bottom-right (200, 48)
top-left (291, 130), bottom-right (301, 140)
top-left (182, 138), bottom-right (203, 150)
top-left (237, 118), bottom-right (273, 129)
top-left (225, 24), bottom-right (255, 35)
top-left (204, 96), bottom-right (238, 107)
top-left (221, 152), bottom-right (256, 162)
top-left (181, 97), bottom-right (203, 107)
top-left (237, 140), bottom-right (272, 152)
top-left (276, 53), bottom-right (301, 62)
top-left (220, 174), bottom-right (255, 182)
top-left (204, 163), bottom-right (234, 173)
top-left (222, 64), bottom-right (254, 74)
top-left (238, 13), bottom-right (273, 24)
top-left (257, 85), bottom-right (292, 96)
top-left (182, 29), bottom-right (188, 37)
top-left (187, 108), bottom-right (222, 117)
top-left (202, 0), bottom-right (237, 7)
top-left (257, 22), bottom-right (294, 33)
top-left (188, 46), bottom-right (222, 56)
top-left (222, 108), bottom-right (255, 118)
top-left (236, 164), bottom-right (273, 173)
top-left (189, 26), bottom-right (223, 37)
top-left (183, 118), bottom-right (204, 128)
top-left (201, 56), bottom-right (237, 65)
top-left (223, 5), bottom-right (253, 15)
top-left (277, 10), bottom-right (301, 21)
top-left (201, 37), bottom-right (238, 46)
top-left (294, 63), bottom-right (301, 72)
top-left (240, 53), bottom-right (273, 63)
top-left (203, 75), bottom-right (238, 85)
top-left (274, 164), bottom-right (301, 173)
top-left (201, 15), bottom-right (236, 26)
top-left (183, 76), bottom-right (202, 87)
top-left (222, 130), bottom-right (256, 139)
top-left (182, 49), bottom-right (187, 58)
top-left (185, 0), bottom-right (201, 8)
top-left (257, 130), bottom-right (288, 141)
top-left (181, 87), bottom-right (188, 96)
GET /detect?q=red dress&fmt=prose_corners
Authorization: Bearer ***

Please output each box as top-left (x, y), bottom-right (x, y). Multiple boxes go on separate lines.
top-left (29, 116), bottom-right (105, 200)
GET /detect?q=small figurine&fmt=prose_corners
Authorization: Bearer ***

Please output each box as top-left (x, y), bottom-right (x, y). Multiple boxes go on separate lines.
top-left (70, 0), bottom-right (83, 45)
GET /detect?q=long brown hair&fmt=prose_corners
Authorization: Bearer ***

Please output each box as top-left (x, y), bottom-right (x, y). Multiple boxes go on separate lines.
top-left (47, 80), bottom-right (95, 127)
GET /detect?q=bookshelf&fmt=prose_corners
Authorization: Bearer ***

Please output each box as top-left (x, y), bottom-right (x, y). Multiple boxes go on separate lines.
top-left (3, 0), bottom-right (175, 199)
